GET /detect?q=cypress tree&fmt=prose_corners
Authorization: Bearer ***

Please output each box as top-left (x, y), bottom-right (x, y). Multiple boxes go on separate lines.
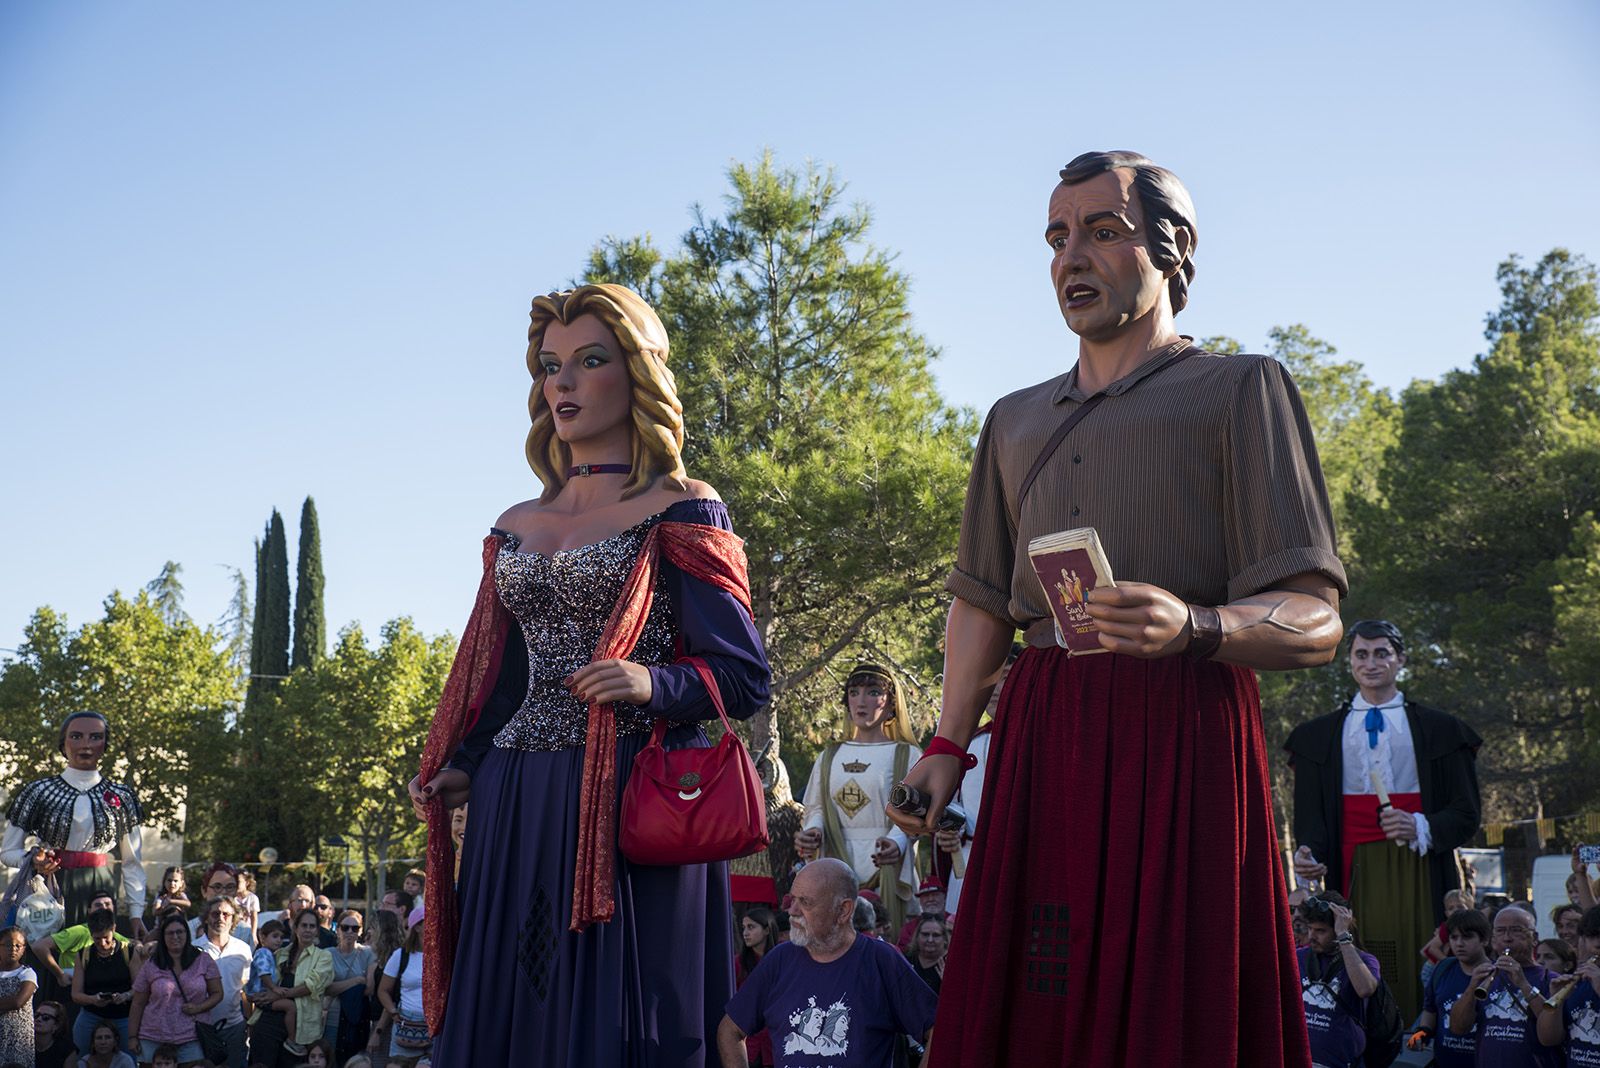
top-left (244, 535), bottom-right (267, 714)
top-left (260, 509), bottom-right (291, 683)
top-left (292, 496), bottom-right (326, 669)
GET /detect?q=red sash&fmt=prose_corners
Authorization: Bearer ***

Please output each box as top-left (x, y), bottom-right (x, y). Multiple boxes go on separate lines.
top-left (1340, 791), bottom-right (1421, 892)
top-left (419, 520), bottom-right (751, 1033)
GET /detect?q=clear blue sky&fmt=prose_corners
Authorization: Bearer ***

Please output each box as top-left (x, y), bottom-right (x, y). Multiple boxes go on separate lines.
top-left (3, 0), bottom-right (1597, 654)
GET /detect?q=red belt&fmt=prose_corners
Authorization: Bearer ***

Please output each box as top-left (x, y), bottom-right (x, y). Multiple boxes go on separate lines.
top-left (1340, 791), bottom-right (1421, 891)
top-left (56, 850), bottom-right (109, 869)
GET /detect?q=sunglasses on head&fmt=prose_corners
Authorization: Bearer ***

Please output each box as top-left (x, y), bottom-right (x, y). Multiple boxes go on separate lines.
top-left (1301, 897), bottom-right (1338, 921)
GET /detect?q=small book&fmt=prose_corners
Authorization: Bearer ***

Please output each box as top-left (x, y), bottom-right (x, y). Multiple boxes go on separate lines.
top-left (1027, 527), bottom-right (1115, 655)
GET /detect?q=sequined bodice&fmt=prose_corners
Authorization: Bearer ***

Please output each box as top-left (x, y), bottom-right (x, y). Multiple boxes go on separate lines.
top-left (492, 515), bottom-right (677, 751)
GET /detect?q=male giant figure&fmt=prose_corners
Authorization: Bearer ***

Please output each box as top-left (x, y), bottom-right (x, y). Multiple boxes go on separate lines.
top-left (889, 151), bottom-right (1348, 1066)
top-left (1286, 618), bottom-right (1482, 1022)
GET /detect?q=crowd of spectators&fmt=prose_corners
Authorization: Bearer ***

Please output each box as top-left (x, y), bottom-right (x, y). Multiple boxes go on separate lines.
top-left (0, 864), bottom-right (432, 1068)
top-left (1291, 847), bottom-right (1600, 1068)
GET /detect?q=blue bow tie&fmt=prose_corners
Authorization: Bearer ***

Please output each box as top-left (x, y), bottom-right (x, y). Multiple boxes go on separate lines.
top-left (1364, 706), bottom-right (1386, 749)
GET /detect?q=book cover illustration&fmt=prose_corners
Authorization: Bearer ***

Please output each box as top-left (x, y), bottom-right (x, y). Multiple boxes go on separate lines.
top-left (1027, 527), bottom-right (1115, 656)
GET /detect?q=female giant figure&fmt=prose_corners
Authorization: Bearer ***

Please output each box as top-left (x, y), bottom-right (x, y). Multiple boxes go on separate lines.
top-left (409, 284), bottom-right (770, 1067)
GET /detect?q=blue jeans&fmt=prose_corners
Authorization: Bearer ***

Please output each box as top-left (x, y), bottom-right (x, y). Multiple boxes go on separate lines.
top-left (73, 1010), bottom-right (129, 1055)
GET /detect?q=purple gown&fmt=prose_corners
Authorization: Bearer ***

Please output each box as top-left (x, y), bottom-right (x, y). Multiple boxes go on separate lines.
top-left (436, 498), bottom-right (770, 1067)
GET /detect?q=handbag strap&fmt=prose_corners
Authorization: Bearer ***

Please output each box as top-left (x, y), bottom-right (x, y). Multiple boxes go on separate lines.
top-left (650, 656), bottom-right (733, 743)
top-left (1018, 344), bottom-right (1195, 505)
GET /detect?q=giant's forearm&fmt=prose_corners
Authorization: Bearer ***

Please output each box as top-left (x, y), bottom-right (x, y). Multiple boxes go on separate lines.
top-left (936, 598), bottom-right (1016, 744)
top-left (1213, 576), bottom-right (1342, 671)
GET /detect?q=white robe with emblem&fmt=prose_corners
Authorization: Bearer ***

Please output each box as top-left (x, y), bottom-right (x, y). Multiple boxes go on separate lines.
top-left (801, 739), bottom-right (921, 893)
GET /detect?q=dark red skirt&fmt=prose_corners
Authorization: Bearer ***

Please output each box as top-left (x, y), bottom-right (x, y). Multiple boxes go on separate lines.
top-left (932, 647), bottom-right (1311, 1067)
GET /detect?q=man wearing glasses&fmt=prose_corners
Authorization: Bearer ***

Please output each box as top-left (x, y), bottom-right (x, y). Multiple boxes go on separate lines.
top-left (1447, 906), bottom-right (1560, 1067)
top-left (194, 882), bottom-right (251, 1068)
top-left (314, 895), bottom-right (338, 947)
top-left (1287, 619), bottom-right (1484, 1023)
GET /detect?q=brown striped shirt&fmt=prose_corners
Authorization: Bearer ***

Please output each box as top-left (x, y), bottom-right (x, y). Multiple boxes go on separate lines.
top-left (948, 339), bottom-right (1348, 648)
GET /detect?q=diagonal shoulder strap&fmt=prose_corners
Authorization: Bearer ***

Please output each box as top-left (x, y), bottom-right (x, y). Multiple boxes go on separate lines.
top-left (1018, 345), bottom-right (1195, 505)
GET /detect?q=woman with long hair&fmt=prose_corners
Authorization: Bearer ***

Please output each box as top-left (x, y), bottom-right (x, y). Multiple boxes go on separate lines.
top-left (266, 908), bottom-right (332, 1057)
top-left (734, 908), bottom-right (778, 1067)
top-left (408, 284), bottom-right (771, 1066)
top-left (127, 913), bottom-right (221, 1066)
top-left (76, 1019), bottom-right (136, 1068)
top-left (371, 916), bottom-right (427, 1066)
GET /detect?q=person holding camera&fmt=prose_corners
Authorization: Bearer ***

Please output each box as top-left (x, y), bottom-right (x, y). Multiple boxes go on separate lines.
top-left (1296, 892), bottom-right (1380, 1068)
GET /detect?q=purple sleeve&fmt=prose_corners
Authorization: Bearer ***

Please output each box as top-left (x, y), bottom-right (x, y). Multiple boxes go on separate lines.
top-left (880, 942), bottom-right (939, 1040)
top-left (645, 499), bottom-right (772, 723)
top-left (724, 946), bottom-right (772, 1036)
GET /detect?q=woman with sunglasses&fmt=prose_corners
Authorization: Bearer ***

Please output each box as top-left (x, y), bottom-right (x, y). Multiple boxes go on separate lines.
top-left (324, 910), bottom-right (372, 1061)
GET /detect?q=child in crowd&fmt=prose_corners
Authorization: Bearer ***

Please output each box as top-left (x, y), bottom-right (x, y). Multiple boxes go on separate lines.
top-left (247, 920), bottom-right (297, 1039)
top-left (149, 1044), bottom-right (179, 1068)
top-left (152, 869), bottom-right (190, 916)
top-left (0, 926), bottom-right (39, 1067)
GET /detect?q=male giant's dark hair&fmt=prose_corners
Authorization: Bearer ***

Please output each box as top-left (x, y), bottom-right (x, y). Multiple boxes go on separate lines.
top-left (1058, 150), bottom-right (1198, 313)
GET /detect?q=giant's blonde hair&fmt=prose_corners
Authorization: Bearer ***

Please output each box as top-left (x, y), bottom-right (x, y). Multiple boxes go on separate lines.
top-left (525, 284), bottom-right (687, 501)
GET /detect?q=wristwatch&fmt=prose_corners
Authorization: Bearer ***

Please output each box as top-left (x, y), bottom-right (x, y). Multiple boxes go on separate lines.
top-left (1334, 933), bottom-right (1354, 945)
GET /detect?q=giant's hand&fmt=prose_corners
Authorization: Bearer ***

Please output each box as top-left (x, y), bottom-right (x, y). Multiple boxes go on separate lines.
top-left (1292, 846), bottom-right (1327, 880)
top-left (1084, 582), bottom-right (1190, 658)
top-left (567, 658), bottom-right (653, 706)
top-left (1380, 807), bottom-right (1418, 843)
top-left (793, 828), bottom-right (822, 860)
top-left (872, 837), bottom-right (903, 868)
top-left (885, 754), bottom-right (962, 838)
top-left (409, 768), bottom-right (471, 821)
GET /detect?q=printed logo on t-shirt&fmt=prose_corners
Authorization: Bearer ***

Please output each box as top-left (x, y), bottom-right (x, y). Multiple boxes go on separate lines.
top-left (1572, 1002), bottom-right (1600, 1045)
top-left (1303, 975), bottom-right (1342, 1012)
top-left (1482, 987), bottom-right (1528, 1023)
top-left (784, 995), bottom-right (851, 1057)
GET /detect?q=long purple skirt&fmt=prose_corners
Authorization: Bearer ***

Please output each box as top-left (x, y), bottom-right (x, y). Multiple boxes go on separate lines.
top-left (434, 726), bottom-right (734, 1068)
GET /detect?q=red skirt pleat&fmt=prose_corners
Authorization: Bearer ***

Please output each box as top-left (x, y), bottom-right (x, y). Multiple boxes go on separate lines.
top-left (932, 647), bottom-right (1311, 1068)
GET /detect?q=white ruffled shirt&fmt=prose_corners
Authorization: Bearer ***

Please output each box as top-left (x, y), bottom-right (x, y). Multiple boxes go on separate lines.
top-left (1340, 692), bottom-right (1431, 854)
top-left (0, 766), bottom-right (147, 914)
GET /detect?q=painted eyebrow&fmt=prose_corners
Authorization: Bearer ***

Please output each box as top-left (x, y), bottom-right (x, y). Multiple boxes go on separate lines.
top-left (537, 343), bottom-right (613, 359)
top-left (1083, 211), bottom-right (1135, 230)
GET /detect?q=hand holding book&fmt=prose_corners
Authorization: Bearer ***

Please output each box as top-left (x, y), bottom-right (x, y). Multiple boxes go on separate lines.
top-left (1028, 527), bottom-right (1191, 658)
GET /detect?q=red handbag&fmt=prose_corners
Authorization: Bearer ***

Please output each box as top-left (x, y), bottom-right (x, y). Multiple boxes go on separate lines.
top-left (619, 657), bottom-right (770, 866)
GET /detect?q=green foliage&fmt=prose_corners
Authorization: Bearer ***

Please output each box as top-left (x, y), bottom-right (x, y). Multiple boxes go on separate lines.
top-left (1349, 249), bottom-right (1600, 821)
top-left (0, 585), bottom-right (242, 840)
top-left (293, 497), bottom-right (326, 669)
top-left (583, 153), bottom-right (978, 778)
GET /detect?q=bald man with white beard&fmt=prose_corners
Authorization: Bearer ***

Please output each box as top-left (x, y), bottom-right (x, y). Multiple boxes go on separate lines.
top-left (719, 859), bottom-right (936, 1068)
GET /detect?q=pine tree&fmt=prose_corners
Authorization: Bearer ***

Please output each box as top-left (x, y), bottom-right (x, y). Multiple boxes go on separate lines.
top-left (293, 496), bottom-right (326, 669)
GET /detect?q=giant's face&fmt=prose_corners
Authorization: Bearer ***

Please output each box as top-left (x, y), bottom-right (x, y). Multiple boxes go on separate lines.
top-left (846, 680), bottom-right (891, 734)
top-left (62, 715), bottom-right (108, 771)
top-left (538, 313), bottom-right (632, 449)
top-left (1348, 635), bottom-right (1404, 693)
top-left (1046, 170), bottom-right (1170, 341)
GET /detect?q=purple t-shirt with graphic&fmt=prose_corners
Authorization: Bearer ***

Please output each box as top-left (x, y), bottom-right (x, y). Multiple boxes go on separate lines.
top-left (1471, 964), bottom-right (1561, 1068)
top-left (1422, 957), bottom-right (1477, 1067)
top-left (1296, 946), bottom-right (1379, 1068)
top-left (725, 936), bottom-right (938, 1068)
top-left (1564, 980), bottom-right (1600, 1068)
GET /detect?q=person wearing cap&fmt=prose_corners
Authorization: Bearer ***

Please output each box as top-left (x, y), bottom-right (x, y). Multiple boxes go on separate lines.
top-left (795, 663), bottom-right (923, 942)
top-left (1286, 619), bottom-right (1483, 1023)
top-left (1, 711), bottom-right (148, 933)
top-left (897, 881), bottom-right (949, 953)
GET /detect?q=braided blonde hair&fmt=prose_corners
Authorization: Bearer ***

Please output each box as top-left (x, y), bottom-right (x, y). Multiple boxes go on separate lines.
top-left (525, 284), bottom-right (687, 501)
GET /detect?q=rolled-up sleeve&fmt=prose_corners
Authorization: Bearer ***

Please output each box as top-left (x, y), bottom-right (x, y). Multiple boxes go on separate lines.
top-left (1222, 358), bottom-right (1348, 601)
top-left (946, 406), bottom-right (1019, 623)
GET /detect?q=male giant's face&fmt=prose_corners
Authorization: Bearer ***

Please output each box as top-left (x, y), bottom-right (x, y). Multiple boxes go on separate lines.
top-left (1348, 635), bottom-right (1404, 693)
top-left (1046, 170), bottom-right (1170, 341)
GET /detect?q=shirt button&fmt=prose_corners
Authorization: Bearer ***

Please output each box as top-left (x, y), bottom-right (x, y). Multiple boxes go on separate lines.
top-left (1073, 454), bottom-right (1082, 464)
top-left (1071, 506), bottom-right (1080, 517)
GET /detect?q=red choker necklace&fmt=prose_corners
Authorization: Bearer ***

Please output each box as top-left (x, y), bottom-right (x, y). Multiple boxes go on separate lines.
top-left (567, 463), bottom-right (633, 478)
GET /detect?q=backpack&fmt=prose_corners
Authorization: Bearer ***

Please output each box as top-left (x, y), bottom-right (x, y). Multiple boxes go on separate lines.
top-left (1360, 972), bottom-right (1404, 1068)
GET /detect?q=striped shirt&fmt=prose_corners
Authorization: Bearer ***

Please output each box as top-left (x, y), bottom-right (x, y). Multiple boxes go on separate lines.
top-left (947, 339), bottom-right (1348, 647)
